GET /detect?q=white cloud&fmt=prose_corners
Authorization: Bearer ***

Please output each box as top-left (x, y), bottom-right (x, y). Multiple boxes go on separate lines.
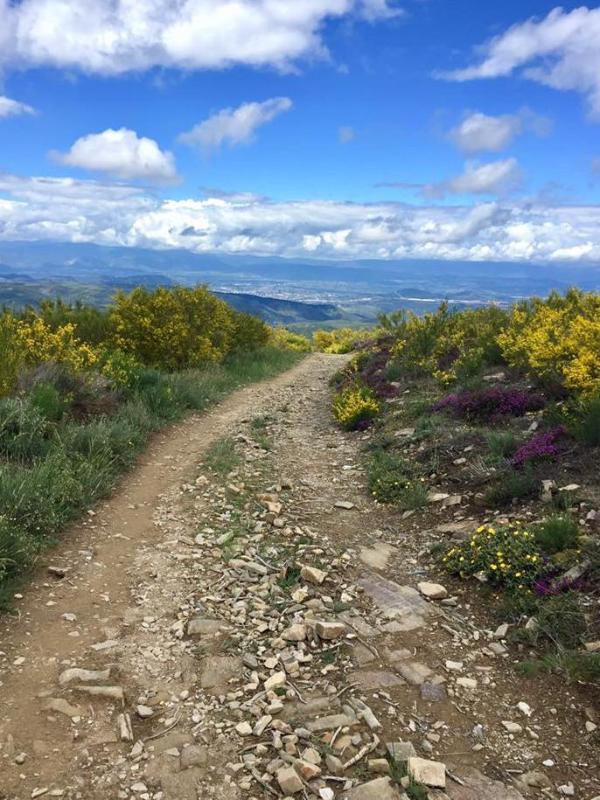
top-left (51, 128), bottom-right (178, 183)
top-left (450, 112), bottom-right (521, 153)
top-left (179, 98), bottom-right (292, 153)
top-left (358, 0), bottom-right (404, 21)
top-left (0, 95), bottom-right (36, 118)
top-left (441, 6), bottom-right (600, 117)
top-left (449, 110), bottom-right (551, 153)
top-left (339, 126), bottom-right (356, 143)
top-left (427, 158), bottom-right (521, 197)
top-left (0, 0), bottom-right (398, 76)
top-left (1, 173), bottom-right (600, 263)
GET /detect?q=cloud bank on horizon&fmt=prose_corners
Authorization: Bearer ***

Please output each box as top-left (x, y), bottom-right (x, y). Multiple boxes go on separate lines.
top-left (0, 1), bottom-right (599, 264)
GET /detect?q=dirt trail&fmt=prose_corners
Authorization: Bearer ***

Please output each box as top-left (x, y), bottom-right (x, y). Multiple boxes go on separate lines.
top-left (0, 353), bottom-right (598, 800)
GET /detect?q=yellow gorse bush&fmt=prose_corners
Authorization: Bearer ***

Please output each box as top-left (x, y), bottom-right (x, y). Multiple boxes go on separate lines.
top-left (498, 289), bottom-right (600, 397)
top-left (109, 286), bottom-right (237, 370)
top-left (332, 384), bottom-right (380, 430)
top-left (388, 303), bottom-right (507, 384)
top-left (269, 327), bottom-right (312, 352)
top-left (0, 312), bottom-right (98, 396)
top-left (313, 328), bottom-right (365, 354)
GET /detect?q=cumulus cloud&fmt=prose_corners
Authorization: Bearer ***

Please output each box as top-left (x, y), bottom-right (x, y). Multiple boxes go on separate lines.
top-left (0, 95), bottom-right (36, 118)
top-left (449, 109), bottom-right (551, 154)
top-left (0, 0), bottom-right (398, 76)
top-left (440, 6), bottom-right (600, 117)
top-left (51, 128), bottom-right (178, 183)
top-left (427, 158), bottom-right (521, 198)
top-left (179, 98), bottom-right (292, 153)
top-left (1, 172), bottom-right (600, 263)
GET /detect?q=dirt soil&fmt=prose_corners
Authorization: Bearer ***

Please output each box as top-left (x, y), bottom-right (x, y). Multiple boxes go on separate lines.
top-left (0, 353), bottom-right (598, 800)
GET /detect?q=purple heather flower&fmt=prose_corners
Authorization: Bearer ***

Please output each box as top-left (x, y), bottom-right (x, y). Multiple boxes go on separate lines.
top-left (433, 387), bottom-right (545, 421)
top-left (511, 426), bottom-right (567, 468)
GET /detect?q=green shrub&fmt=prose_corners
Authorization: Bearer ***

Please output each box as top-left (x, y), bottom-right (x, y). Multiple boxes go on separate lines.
top-left (368, 450), bottom-right (412, 503)
top-left (397, 480), bottom-right (429, 511)
top-left (484, 467), bottom-right (537, 506)
top-left (30, 382), bottom-right (66, 422)
top-left (0, 517), bottom-right (36, 587)
top-left (442, 522), bottom-right (544, 590)
top-left (534, 515), bottom-right (579, 555)
top-left (570, 395), bottom-right (600, 446)
top-left (0, 398), bottom-right (52, 462)
top-left (526, 592), bottom-right (587, 650)
top-left (486, 431), bottom-right (519, 460)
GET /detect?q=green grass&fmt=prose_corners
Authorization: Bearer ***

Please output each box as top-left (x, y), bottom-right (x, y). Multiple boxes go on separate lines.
top-left (388, 758), bottom-right (428, 800)
top-left (368, 450), bottom-right (413, 503)
top-left (534, 514), bottom-right (579, 555)
top-left (484, 467), bottom-right (537, 507)
top-left (203, 437), bottom-right (241, 476)
top-left (571, 396), bottom-right (600, 446)
top-left (486, 430), bottom-right (519, 460)
top-left (250, 414), bottom-right (273, 450)
top-left (277, 564), bottom-right (301, 592)
top-left (0, 346), bottom-right (302, 608)
top-left (517, 651), bottom-right (600, 684)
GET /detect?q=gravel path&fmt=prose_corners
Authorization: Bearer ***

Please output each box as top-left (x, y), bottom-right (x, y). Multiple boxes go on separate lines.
top-left (0, 353), bottom-right (598, 800)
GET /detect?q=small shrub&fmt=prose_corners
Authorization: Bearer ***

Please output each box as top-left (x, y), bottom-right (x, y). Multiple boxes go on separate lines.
top-left (434, 386), bottom-right (545, 421)
top-left (0, 517), bottom-right (36, 588)
top-left (397, 480), bottom-right (428, 511)
top-left (534, 515), bottom-right (579, 555)
top-left (29, 382), bottom-right (66, 422)
top-left (332, 384), bottom-right (380, 431)
top-left (525, 592), bottom-right (587, 650)
top-left (484, 467), bottom-right (537, 506)
top-left (0, 398), bottom-right (52, 462)
top-left (368, 450), bottom-right (412, 503)
top-left (486, 431), bottom-right (519, 460)
top-left (569, 395), bottom-right (600, 446)
top-left (442, 522), bottom-right (544, 590)
top-left (511, 426), bottom-right (568, 467)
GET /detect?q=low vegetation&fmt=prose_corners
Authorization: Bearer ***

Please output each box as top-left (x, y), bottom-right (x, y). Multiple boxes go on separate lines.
top-left (0, 288), bottom-right (304, 603)
top-left (330, 288), bottom-right (600, 689)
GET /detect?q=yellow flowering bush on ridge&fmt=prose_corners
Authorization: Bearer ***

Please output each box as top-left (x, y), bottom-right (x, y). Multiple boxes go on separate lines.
top-left (332, 384), bottom-right (380, 430)
top-left (442, 522), bottom-right (544, 591)
top-left (0, 312), bottom-right (98, 397)
top-left (385, 303), bottom-right (507, 385)
top-left (498, 288), bottom-right (600, 398)
top-left (110, 286), bottom-right (237, 370)
top-left (313, 327), bottom-right (367, 354)
top-left (269, 327), bottom-right (312, 353)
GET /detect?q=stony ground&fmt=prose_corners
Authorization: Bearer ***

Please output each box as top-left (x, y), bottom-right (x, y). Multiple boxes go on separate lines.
top-left (0, 353), bottom-right (598, 800)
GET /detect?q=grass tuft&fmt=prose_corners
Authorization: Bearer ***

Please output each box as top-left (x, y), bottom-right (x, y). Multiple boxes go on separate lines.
top-left (534, 514), bottom-right (579, 555)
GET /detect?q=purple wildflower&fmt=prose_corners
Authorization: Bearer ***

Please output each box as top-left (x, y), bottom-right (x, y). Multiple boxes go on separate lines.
top-left (433, 387), bottom-right (545, 421)
top-left (511, 426), bottom-right (568, 468)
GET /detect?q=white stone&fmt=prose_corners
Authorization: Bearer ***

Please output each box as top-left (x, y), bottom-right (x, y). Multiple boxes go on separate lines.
top-left (407, 757), bottom-right (446, 788)
top-left (417, 582), bottom-right (448, 600)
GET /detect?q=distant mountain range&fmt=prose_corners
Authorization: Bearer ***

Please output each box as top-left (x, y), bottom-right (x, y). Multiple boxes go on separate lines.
top-left (0, 240), bottom-right (599, 329)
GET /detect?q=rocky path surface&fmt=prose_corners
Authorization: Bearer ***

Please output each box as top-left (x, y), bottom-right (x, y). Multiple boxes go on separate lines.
top-left (1, 353), bottom-right (598, 800)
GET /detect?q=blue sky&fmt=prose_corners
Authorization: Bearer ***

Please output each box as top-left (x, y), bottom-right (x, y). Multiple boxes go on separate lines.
top-left (0, 1), bottom-right (600, 262)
